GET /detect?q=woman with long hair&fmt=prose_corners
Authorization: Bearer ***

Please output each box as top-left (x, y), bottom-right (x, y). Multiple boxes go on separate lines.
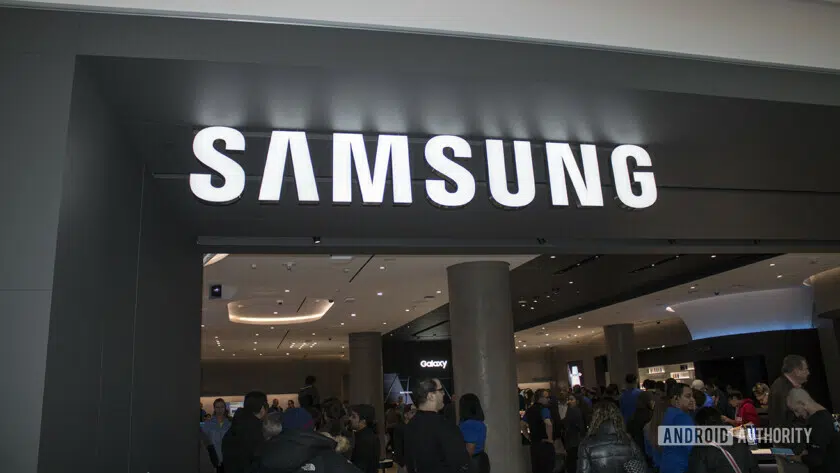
top-left (202, 398), bottom-right (232, 472)
top-left (645, 383), bottom-right (696, 473)
top-left (576, 401), bottom-right (645, 473)
top-left (459, 393), bottom-right (490, 473)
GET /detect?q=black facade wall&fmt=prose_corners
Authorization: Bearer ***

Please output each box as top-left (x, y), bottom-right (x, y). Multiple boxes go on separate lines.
top-left (200, 359), bottom-right (349, 400)
top-left (383, 340), bottom-right (454, 394)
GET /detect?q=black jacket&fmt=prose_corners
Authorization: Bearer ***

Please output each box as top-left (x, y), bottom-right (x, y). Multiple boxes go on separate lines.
top-left (392, 422), bottom-right (407, 466)
top-left (686, 441), bottom-right (759, 473)
top-left (768, 375), bottom-right (795, 429)
top-left (404, 410), bottom-right (470, 473)
top-left (351, 426), bottom-right (380, 473)
top-left (251, 430), bottom-right (362, 473)
top-left (577, 423), bottom-right (646, 473)
top-left (223, 410), bottom-right (266, 473)
top-left (562, 406), bottom-right (585, 449)
top-left (627, 407), bottom-right (653, 467)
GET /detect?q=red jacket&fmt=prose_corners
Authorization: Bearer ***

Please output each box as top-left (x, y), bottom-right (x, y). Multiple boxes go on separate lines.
top-left (737, 398), bottom-right (759, 426)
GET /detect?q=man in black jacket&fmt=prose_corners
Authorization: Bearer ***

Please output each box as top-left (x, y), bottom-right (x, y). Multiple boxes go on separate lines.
top-left (252, 411), bottom-right (362, 473)
top-left (787, 388), bottom-right (840, 473)
top-left (349, 404), bottom-right (381, 473)
top-left (525, 389), bottom-right (555, 473)
top-left (769, 355), bottom-right (810, 430)
top-left (687, 407), bottom-right (760, 473)
top-left (222, 391), bottom-right (269, 473)
top-left (404, 378), bottom-right (470, 473)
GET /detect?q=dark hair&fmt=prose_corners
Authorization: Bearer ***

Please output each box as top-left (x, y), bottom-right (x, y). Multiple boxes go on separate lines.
top-left (534, 389), bottom-right (551, 401)
top-left (647, 398), bottom-right (670, 450)
top-left (305, 375), bottom-right (317, 385)
top-left (729, 390), bottom-right (744, 401)
top-left (655, 381), bottom-right (666, 392)
top-left (667, 383), bottom-right (691, 403)
top-left (606, 384), bottom-right (620, 397)
top-left (642, 379), bottom-right (656, 390)
top-left (243, 391), bottom-right (268, 415)
top-left (782, 355), bottom-right (806, 374)
top-left (625, 373), bottom-right (638, 384)
top-left (573, 385), bottom-right (583, 394)
top-left (695, 407), bottom-right (724, 426)
top-left (665, 378), bottom-right (677, 389)
top-left (322, 398), bottom-right (344, 421)
top-left (414, 379), bottom-right (440, 405)
top-left (588, 401), bottom-right (628, 438)
top-left (692, 389), bottom-right (707, 408)
top-left (459, 393), bottom-right (485, 422)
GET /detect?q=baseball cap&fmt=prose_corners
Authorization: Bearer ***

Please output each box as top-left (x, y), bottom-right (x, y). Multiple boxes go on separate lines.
top-left (282, 408), bottom-right (315, 431)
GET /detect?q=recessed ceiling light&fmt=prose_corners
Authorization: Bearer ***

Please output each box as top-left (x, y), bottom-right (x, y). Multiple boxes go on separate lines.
top-left (550, 256), bottom-right (556, 259)
top-left (259, 353), bottom-right (263, 356)
top-left (341, 345), bottom-right (345, 349)
top-left (569, 281), bottom-right (574, 285)
top-left (221, 348), bottom-right (225, 351)
top-left (770, 263), bottom-right (776, 267)
top-left (405, 309), bottom-right (410, 312)
top-left (340, 322), bottom-right (345, 326)
top-left (382, 322), bottom-right (387, 325)
top-left (351, 313), bottom-right (356, 317)
top-left (573, 334), bottom-right (577, 337)
top-left (270, 326), bottom-right (275, 330)
top-left (284, 289), bottom-right (290, 293)
top-left (690, 286), bottom-right (696, 290)
top-left (253, 341), bottom-right (258, 344)
top-left (577, 325), bottom-right (581, 329)
top-left (662, 345), bottom-right (666, 348)
top-left (379, 266), bottom-right (386, 270)
top-left (436, 290), bottom-right (442, 294)
top-left (255, 333), bottom-right (259, 336)
top-left (530, 307), bottom-right (535, 310)
top-left (711, 255), bottom-right (717, 258)
top-left (523, 344), bottom-right (527, 347)
top-left (312, 333), bottom-right (316, 336)
top-left (545, 333), bottom-right (549, 336)
top-left (232, 353), bottom-right (236, 356)
top-left (377, 292), bottom-right (383, 296)
top-left (201, 324), bottom-right (205, 328)
top-left (777, 274), bottom-right (783, 279)
top-left (578, 317), bottom-right (582, 320)
top-left (666, 306), bottom-right (675, 313)
top-left (273, 312), bottom-right (278, 315)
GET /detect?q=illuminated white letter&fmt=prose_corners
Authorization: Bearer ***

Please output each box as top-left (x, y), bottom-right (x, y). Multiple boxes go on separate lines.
top-left (424, 135), bottom-right (475, 208)
top-left (258, 131), bottom-right (319, 203)
top-left (190, 126), bottom-right (246, 204)
top-left (545, 143), bottom-right (604, 207)
top-left (611, 145), bottom-right (657, 209)
top-left (485, 140), bottom-right (535, 208)
top-left (332, 134), bottom-right (412, 204)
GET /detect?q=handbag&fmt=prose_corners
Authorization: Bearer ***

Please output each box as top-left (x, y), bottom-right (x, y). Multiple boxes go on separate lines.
top-left (711, 444), bottom-right (743, 473)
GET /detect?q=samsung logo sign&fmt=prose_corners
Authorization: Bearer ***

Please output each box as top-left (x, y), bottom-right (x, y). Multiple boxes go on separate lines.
top-left (189, 127), bottom-right (658, 210)
top-left (420, 360), bottom-right (448, 369)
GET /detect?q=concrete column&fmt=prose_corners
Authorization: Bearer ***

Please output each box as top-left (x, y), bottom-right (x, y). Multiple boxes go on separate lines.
top-left (604, 324), bottom-right (638, 387)
top-left (448, 261), bottom-right (524, 473)
top-left (810, 268), bottom-right (840, 411)
top-left (349, 332), bottom-right (385, 450)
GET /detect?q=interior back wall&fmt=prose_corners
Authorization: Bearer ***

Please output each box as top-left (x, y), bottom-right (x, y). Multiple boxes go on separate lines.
top-left (201, 359), bottom-right (349, 400)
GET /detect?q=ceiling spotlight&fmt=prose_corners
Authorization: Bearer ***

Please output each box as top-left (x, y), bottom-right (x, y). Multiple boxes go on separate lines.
top-left (405, 309), bottom-right (410, 312)
top-left (578, 317), bottom-right (582, 320)
top-left (666, 306), bottom-right (675, 313)
top-left (577, 325), bottom-right (581, 329)
top-left (273, 312), bottom-right (278, 315)
top-left (255, 333), bottom-right (259, 336)
top-left (201, 324), bottom-right (205, 328)
top-left (312, 333), bottom-right (316, 336)
top-left (436, 290), bottom-right (442, 294)
top-left (253, 348), bottom-right (256, 351)
top-left (341, 345), bottom-right (345, 349)
top-left (770, 263), bottom-right (776, 267)
top-left (711, 255), bottom-right (717, 258)
top-left (221, 348), bottom-right (224, 351)
top-left (351, 313), bottom-right (356, 317)
top-left (382, 322), bottom-right (387, 325)
top-left (569, 281), bottom-right (574, 285)
top-left (253, 341), bottom-right (258, 344)
top-left (523, 344), bottom-right (527, 347)
top-left (530, 307), bottom-right (535, 310)
top-left (340, 322), bottom-right (345, 326)
top-left (545, 333), bottom-right (549, 336)
top-left (313, 236), bottom-right (321, 244)
top-left (214, 336), bottom-right (219, 339)
top-left (286, 353), bottom-right (290, 356)
top-left (379, 266), bottom-right (386, 270)
top-left (550, 256), bottom-right (556, 259)
top-left (777, 274), bottom-right (783, 279)
top-left (232, 354), bottom-right (236, 356)
top-left (573, 334), bottom-right (577, 337)
top-left (284, 289), bottom-right (290, 293)
top-left (690, 286), bottom-right (696, 290)
top-left (270, 327), bottom-right (275, 330)
top-left (377, 292), bottom-right (383, 296)
top-left (662, 345), bottom-right (666, 348)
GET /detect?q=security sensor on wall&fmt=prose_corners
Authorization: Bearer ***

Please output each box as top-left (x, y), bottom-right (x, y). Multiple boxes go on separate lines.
top-left (208, 284), bottom-right (237, 300)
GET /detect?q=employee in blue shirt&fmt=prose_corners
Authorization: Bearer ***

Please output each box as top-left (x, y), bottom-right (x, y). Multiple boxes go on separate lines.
top-left (645, 383), bottom-right (696, 473)
top-left (620, 373), bottom-right (642, 422)
top-left (459, 393), bottom-right (489, 473)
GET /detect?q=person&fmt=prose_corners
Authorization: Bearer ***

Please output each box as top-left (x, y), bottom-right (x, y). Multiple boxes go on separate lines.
top-left (572, 386), bottom-right (593, 428)
top-left (299, 376), bottom-right (320, 409)
top-left (201, 426), bottom-right (220, 473)
top-left (404, 378), bottom-right (470, 473)
top-left (269, 399), bottom-right (282, 414)
top-left (687, 407), bottom-right (760, 473)
top-left (525, 389), bottom-right (556, 473)
top-left (722, 390), bottom-right (759, 427)
top-left (202, 402), bottom-right (209, 422)
top-left (752, 383), bottom-right (770, 410)
top-left (656, 381), bottom-right (667, 395)
top-left (691, 390), bottom-right (707, 418)
top-left (459, 393), bottom-right (489, 473)
top-left (786, 388), bottom-right (840, 473)
top-left (645, 383), bottom-right (695, 473)
top-left (690, 380), bottom-right (714, 408)
top-left (603, 385), bottom-right (621, 409)
top-left (563, 393), bottom-right (586, 473)
top-left (251, 410), bottom-right (361, 473)
top-left (386, 403), bottom-right (401, 453)
top-left (288, 400), bottom-right (296, 410)
top-left (642, 379), bottom-right (657, 394)
top-left (769, 355), bottom-right (810, 430)
top-left (393, 407), bottom-right (415, 473)
top-left (349, 404), bottom-right (380, 473)
top-left (203, 398), bottom-right (232, 472)
top-left (626, 391), bottom-right (655, 467)
top-left (620, 373), bottom-right (642, 423)
top-left (222, 391), bottom-right (269, 473)
top-left (577, 401), bottom-right (646, 473)
top-left (519, 387), bottom-right (527, 412)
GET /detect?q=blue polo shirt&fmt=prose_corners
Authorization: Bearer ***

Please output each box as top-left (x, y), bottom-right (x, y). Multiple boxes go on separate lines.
top-left (460, 419), bottom-right (487, 454)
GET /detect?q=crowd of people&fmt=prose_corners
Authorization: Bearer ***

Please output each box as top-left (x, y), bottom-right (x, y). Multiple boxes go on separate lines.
top-left (199, 376), bottom-right (491, 473)
top-left (519, 354), bottom-right (839, 473)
